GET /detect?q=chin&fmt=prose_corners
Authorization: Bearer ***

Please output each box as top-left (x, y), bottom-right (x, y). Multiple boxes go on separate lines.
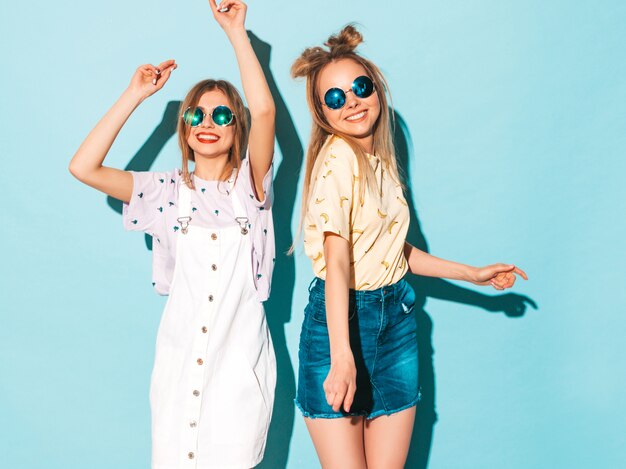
top-left (341, 126), bottom-right (374, 140)
top-left (195, 148), bottom-right (229, 160)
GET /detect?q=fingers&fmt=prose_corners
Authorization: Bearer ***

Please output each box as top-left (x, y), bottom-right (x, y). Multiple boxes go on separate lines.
top-left (151, 60), bottom-right (177, 87)
top-left (157, 59), bottom-right (176, 71)
top-left (208, 0), bottom-right (218, 11)
top-left (331, 387), bottom-right (346, 412)
top-left (325, 390), bottom-right (335, 407)
top-left (219, 0), bottom-right (243, 10)
top-left (491, 263), bottom-right (516, 275)
top-left (483, 263), bottom-right (528, 291)
top-left (324, 380), bottom-right (347, 412)
top-left (343, 381), bottom-right (356, 413)
top-left (490, 268), bottom-right (527, 290)
top-left (137, 61), bottom-right (176, 86)
top-left (139, 64), bottom-right (159, 78)
top-left (154, 65), bottom-right (176, 89)
top-left (514, 266), bottom-right (528, 280)
top-left (216, 0), bottom-right (245, 14)
top-left (324, 376), bottom-right (355, 412)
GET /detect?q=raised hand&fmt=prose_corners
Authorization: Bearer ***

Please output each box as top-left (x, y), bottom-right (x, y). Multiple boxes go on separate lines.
top-left (209, 0), bottom-right (247, 32)
top-left (128, 59), bottom-right (177, 101)
top-left (472, 264), bottom-right (528, 290)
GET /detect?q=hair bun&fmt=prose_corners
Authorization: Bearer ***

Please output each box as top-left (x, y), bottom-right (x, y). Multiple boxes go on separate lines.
top-left (291, 46), bottom-right (326, 78)
top-left (290, 24), bottom-right (364, 79)
top-left (325, 24), bottom-right (363, 56)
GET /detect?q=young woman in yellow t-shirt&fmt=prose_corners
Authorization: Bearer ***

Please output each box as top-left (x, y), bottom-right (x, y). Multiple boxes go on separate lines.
top-left (291, 25), bottom-right (528, 468)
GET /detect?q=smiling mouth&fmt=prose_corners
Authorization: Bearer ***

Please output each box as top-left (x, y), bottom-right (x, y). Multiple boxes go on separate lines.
top-left (345, 110), bottom-right (367, 122)
top-left (196, 133), bottom-right (219, 143)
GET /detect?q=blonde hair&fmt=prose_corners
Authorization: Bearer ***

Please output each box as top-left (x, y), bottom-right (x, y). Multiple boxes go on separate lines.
top-left (291, 24), bottom-right (401, 241)
top-left (176, 79), bottom-right (249, 189)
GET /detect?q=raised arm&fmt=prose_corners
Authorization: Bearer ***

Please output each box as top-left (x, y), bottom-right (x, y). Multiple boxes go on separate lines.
top-left (209, 0), bottom-right (275, 200)
top-left (403, 242), bottom-right (528, 290)
top-left (69, 60), bottom-right (177, 202)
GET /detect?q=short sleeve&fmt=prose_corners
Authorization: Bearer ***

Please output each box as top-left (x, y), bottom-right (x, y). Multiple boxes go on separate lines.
top-left (308, 141), bottom-right (355, 240)
top-left (122, 170), bottom-right (176, 236)
top-left (237, 156), bottom-right (273, 211)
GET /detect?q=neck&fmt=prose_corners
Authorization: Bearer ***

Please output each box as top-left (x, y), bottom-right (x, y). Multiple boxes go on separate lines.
top-left (193, 153), bottom-right (231, 181)
top-left (352, 133), bottom-right (374, 154)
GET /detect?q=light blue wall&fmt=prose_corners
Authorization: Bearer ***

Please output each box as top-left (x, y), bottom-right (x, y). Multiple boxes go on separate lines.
top-left (1, 1), bottom-right (625, 468)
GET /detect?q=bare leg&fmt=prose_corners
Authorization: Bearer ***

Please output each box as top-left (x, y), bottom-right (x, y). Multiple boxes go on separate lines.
top-left (364, 407), bottom-right (416, 469)
top-left (304, 416), bottom-right (367, 469)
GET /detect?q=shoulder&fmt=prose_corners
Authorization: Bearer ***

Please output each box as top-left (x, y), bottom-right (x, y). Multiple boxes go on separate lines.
top-left (128, 169), bottom-right (181, 198)
top-left (313, 135), bottom-right (357, 177)
top-left (130, 168), bottom-right (180, 184)
top-left (323, 135), bottom-right (357, 162)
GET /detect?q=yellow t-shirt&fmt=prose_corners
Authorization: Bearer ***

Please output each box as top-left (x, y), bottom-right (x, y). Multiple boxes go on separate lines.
top-left (304, 136), bottom-right (409, 290)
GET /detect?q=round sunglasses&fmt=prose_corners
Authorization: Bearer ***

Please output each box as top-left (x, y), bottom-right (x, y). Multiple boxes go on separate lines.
top-left (181, 105), bottom-right (235, 127)
top-left (323, 75), bottom-right (375, 110)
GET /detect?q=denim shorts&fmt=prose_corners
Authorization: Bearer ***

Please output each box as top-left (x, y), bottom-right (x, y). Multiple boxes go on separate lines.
top-left (295, 277), bottom-right (420, 419)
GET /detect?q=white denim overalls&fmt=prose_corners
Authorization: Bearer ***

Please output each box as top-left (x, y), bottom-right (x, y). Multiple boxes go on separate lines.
top-left (151, 174), bottom-right (276, 469)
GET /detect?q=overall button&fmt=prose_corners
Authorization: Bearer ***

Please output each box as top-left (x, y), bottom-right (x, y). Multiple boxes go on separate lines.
top-left (211, 233), bottom-right (217, 241)
top-left (190, 421), bottom-right (197, 428)
top-left (211, 264), bottom-right (217, 271)
top-left (188, 452), bottom-right (195, 459)
top-left (193, 390), bottom-right (200, 397)
top-left (201, 326), bottom-right (208, 333)
top-left (197, 358), bottom-right (203, 365)
top-left (208, 295), bottom-right (214, 302)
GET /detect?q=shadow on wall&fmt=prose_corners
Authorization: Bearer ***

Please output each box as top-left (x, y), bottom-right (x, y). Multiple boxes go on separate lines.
top-left (104, 31), bottom-right (299, 469)
top-left (249, 31), bottom-right (300, 469)
top-left (106, 99), bottom-right (181, 250)
top-left (393, 111), bottom-right (538, 468)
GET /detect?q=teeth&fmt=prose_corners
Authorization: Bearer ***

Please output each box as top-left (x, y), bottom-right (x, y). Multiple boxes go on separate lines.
top-left (197, 134), bottom-right (218, 141)
top-left (346, 111), bottom-right (366, 121)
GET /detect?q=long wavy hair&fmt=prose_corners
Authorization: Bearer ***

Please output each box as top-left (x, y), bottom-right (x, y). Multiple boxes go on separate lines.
top-left (176, 79), bottom-right (248, 189)
top-left (291, 24), bottom-right (401, 240)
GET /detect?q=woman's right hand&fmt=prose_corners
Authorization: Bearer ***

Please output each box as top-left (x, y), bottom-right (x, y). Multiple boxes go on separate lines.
top-left (127, 59), bottom-right (177, 101)
top-left (323, 351), bottom-right (357, 412)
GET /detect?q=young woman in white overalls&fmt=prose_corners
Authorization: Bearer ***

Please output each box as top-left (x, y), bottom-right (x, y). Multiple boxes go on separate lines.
top-left (69, 2), bottom-right (276, 467)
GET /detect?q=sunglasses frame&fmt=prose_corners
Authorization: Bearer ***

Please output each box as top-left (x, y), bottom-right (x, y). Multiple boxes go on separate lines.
top-left (181, 105), bottom-right (236, 127)
top-left (323, 75), bottom-right (375, 110)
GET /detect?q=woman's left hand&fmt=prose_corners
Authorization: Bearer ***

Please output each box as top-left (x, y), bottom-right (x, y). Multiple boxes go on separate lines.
top-left (209, 0), bottom-right (247, 32)
top-left (472, 264), bottom-right (528, 290)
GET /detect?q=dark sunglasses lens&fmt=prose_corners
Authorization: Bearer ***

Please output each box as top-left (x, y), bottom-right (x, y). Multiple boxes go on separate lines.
top-left (212, 106), bottom-right (234, 126)
top-left (324, 88), bottom-right (346, 110)
top-left (183, 107), bottom-right (204, 127)
top-left (352, 76), bottom-right (374, 98)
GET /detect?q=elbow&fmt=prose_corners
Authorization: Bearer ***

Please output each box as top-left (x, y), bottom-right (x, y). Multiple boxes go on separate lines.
top-left (68, 157), bottom-right (93, 183)
top-left (250, 104), bottom-right (275, 122)
top-left (68, 159), bottom-right (83, 181)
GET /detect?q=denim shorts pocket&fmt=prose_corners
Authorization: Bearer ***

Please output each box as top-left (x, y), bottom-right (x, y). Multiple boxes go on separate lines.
top-left (399, 283), bottom-right (416, 315)
top-left (311, 296), bottom-right (356, 324)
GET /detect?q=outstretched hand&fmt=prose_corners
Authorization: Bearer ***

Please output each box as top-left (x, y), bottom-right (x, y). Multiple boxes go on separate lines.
top-left (128, 60), bottom-right (177, 101)
top-left (472, 264), bottom-right (528, 290)
top-left (209, 0), bottom-right (247, 32)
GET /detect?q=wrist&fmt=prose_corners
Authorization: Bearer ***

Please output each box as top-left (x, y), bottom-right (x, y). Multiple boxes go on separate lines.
top-left (226, 27), bottom-right (248, 42)
top-left (330, 347), bottom-right (353, 361)
top-left (123, 87), bottom-right (146, 106)
top-left (465, 265), bottom-right (479, 283)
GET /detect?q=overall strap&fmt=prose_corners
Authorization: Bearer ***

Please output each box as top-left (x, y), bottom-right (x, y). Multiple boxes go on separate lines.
top-left (177, 180), bottom-right (193, 234)
top-left (228, 169), bottom-right (249, 235)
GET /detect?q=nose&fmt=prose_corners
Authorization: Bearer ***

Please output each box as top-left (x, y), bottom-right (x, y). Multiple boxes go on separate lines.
top-left (200, 112), bottom-right (214, 129)
top-left (344, 89), bottom-right (359, 109)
